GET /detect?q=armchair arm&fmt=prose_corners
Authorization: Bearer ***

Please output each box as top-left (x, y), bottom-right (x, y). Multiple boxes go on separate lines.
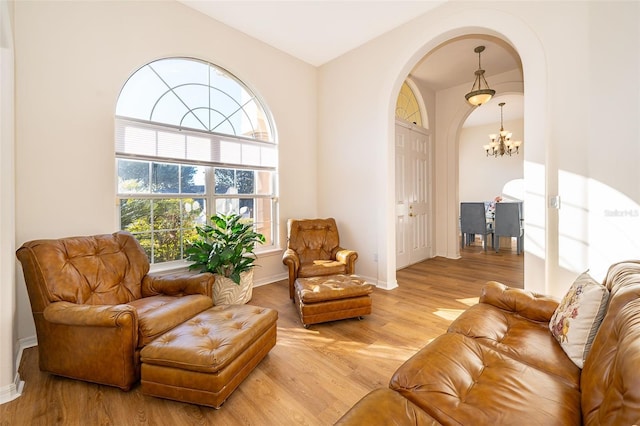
top-left (44, 301), bottom-right (137, 328)
top-left (282, 249), bottom-right (300, 299)
top-left (480, 281), bottom-right (559, 322)
top-left (336, 248), bottom-right (358, 274)
top-left (39, 301), bottom-right (139, 390)
top-left (282, 248), bottom-right (300, 270)
top-left (142, 272), bottom-right (214, 298)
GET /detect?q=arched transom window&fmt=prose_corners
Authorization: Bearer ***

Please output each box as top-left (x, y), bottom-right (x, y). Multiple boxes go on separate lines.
top-left (396, 81), bottom-right (423, 127)
top-left (115, 57), bottom-right (277, 265)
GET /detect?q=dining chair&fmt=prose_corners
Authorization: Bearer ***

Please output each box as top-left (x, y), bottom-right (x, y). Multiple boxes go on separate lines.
top-left (494, 202), bottom-right (524, 254)
top-left (460, 202), bottom-right (493, 251)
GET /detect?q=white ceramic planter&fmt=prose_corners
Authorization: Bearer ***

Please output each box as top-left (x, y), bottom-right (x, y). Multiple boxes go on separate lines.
top-left (213, 269), bottom-right (253, 305)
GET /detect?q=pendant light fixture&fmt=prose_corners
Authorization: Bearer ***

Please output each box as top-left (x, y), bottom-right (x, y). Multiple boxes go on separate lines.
top-left (483, 102), bottom-right (522, 157)
top-left (465, 46), bottom-right (495, 106)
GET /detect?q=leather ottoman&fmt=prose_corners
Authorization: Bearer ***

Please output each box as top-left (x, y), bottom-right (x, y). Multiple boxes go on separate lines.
top-left (294, 274), bottom-right (373, 327)
top-left (140, 304), bottom-right (278, 408)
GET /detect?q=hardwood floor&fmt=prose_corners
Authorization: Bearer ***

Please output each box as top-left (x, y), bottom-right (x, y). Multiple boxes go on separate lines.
top-left (1, 248), bottom-right (523, 426)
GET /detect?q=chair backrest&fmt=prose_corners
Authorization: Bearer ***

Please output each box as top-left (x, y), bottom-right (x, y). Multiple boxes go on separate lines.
top-left (287, 218), bottom-right (341, 264)
top-left (494, 202), bottom-right (522, 237)
top-left (460, 202), bottom-right (489, 235)
top-left (16, 232), bottom-right (150, 311)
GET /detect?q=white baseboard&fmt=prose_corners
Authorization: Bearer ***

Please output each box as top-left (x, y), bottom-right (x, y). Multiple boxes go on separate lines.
top-left (0, 335), bottom-right (37, 405)
top-left (373, 277), bottom-right (398, 291)
top-left (254, 272), bottom-right (287, 287)
top-left (17, 335), bottom-right (38, 363)
top-left (0, 371), bottom-right (24, 405)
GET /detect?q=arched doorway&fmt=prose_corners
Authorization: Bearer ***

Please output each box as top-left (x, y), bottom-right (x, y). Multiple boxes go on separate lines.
top-left (394, 36), bottom-right (523, 264)
top-left (383, 14), bottom-right (550, 294)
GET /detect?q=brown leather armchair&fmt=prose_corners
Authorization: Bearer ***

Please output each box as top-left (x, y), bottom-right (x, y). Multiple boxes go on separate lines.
top-left (282, 218), bottom-right (358, 299)
top-left (16, 231), bottom-right (214, 390)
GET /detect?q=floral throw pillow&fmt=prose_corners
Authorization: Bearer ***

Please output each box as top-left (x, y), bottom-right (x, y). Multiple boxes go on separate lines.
top-left (549, 271), bottom-right (610, 368)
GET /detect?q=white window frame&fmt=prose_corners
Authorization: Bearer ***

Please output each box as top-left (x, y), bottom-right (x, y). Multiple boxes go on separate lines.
top-left (115, 58), bottom-right (278, 267)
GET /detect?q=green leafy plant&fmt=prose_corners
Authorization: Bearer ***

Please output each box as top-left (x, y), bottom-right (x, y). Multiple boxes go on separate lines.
top-left (186, 213), bottom-right (265, 284)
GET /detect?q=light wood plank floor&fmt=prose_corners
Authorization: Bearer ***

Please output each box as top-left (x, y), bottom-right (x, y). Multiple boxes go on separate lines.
top-left (1, 246), bottom-right (523, 426)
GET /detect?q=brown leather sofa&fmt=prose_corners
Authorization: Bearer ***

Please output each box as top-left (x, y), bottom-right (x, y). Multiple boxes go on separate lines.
top-left (282, 218), bottom-right (358, 299)
top-left (336, 260), bottom-right (640, 425)
top-left (16, 231), bottom-right (215, 390)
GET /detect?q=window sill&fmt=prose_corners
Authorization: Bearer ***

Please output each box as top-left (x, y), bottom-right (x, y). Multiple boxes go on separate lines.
top-left (148, 247), bottom-right (284, 275)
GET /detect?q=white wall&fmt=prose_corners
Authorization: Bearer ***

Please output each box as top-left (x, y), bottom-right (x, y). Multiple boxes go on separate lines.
top-left (12, 1), bottom-right (317, 343)
top-left (459, 118), bottom-right (524, 202)
top-left (318, 1), bottom-right (640, 297)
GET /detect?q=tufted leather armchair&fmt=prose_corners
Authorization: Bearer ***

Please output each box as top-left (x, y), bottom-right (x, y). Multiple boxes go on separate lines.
top-left (16, 231), bottom-right (215, 390)
top-left (282, 218), bottom-right (358, 299)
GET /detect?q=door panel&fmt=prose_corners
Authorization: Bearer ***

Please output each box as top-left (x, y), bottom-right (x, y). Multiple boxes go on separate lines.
top-left (396, 121), bottom-right (432, 269)
top-left (396, 129), bottom-right (410, 268)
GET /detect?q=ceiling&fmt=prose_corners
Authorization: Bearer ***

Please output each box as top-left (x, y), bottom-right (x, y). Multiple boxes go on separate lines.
top-left (179, 1), bottom-right (523, 126)
top-left (179, 1), bottom-right (446, 66)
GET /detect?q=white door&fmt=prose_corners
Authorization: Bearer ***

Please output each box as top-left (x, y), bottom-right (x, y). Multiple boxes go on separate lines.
top-left (396, 121), bottom-right (432, 269)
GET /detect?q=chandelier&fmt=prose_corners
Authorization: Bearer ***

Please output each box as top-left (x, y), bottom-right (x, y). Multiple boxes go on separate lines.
top-left (483, 102), bottom-right (522, 157)
top-left (465, 46), bottom-right (495, 106)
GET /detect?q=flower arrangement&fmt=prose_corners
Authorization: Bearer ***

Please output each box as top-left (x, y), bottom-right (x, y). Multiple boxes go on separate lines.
top-left (487, 195), bottom-right (503, 215)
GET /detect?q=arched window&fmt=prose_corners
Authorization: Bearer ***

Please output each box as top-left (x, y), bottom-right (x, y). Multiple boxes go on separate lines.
top-left (115, 57), bottom-right (277, 265)
top-left (395, 81), bottom-right (424, 127)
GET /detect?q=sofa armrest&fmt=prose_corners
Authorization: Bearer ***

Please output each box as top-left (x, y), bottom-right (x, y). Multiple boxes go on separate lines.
top-left (480, 281), bottom-right (559, 322)
top-left (142, 272), bottom-right (214, 298)
top-left (44, 301), bottom-right (137, 328)
top-left (336, 248), bottom-right (358, 274)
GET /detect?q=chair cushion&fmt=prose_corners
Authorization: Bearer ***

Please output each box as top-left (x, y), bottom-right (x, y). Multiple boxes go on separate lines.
top-left (298, 260), bottom-right (347, 278)
top-left (549, 271), bottom-right (610, 368)
top-left (128, 294), bottom-right (213, 347)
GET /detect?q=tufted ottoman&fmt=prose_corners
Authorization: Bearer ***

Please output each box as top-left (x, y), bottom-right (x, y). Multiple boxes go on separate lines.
top-left (140, 304), bottom-right (278, 408)
top-left (294, 274), bottom-right (373, 328)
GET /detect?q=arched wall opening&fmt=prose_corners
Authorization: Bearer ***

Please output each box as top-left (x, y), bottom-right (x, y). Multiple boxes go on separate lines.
top-left (458, 90), bottom-right (525, 205)
top-left (381, 9), bottom-right (552, 295)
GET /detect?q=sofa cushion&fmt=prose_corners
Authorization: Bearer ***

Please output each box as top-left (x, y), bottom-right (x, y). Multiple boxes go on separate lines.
top-left (549, 271), bottom-right (609, 368)
top-left (448, 302), bottom-right (581, 387)
top-left (390, 332), bottom-right (582, 425)
top-left (128, 294), bottom-right (213, 347)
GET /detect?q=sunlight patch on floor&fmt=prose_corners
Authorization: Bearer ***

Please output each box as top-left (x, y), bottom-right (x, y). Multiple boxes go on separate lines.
top-left (457, 297), bottom-right (479, 306)
top-left (433, 308), bottom-right (465, 321)
top-left (274, 326), bottom-right (418, 362)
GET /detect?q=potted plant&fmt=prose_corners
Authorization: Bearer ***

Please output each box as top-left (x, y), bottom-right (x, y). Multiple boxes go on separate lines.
top-left (186, 213), bottom-right (265, 305)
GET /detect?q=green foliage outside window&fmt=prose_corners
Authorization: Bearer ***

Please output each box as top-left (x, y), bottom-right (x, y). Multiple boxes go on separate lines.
top-left (118, 159), bottom-right (206, 263)
top-left (119, 197), bottom-right (205, 263)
